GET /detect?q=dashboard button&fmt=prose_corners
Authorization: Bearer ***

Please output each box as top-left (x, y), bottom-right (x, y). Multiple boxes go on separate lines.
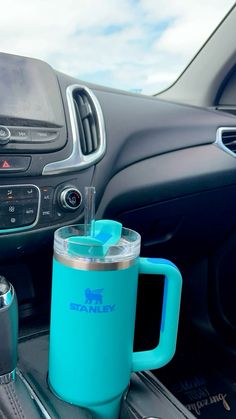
top-left (0, 215), bottom-right (24, 229)
top-left (3, 188), bottom-right (18, 200)
top-left (31, 129), bottom-right (58, 142)
top-left (40, 208), bottom-right (53, 221)
top-left (10, 128), bottom-right (31, 142)
top-left (41, 187), bottom-right (53, 203)
top-left (24, 206), bottom-right (37, 216)
top-left (0, 126), bottom-right (11, 145)
top-left (53, 209), bottom-right (65, 221)
top-left (22, 200), bottom-right (38, 217)
top-left (22, 187), bottom-right (38, 199)
top-left (0, 156), bottom-right (31, 172)
top-left (0, 200), bottom-right (21, 215)
top-left (22, 208), bottom-right (37, 225)
top-left (0, 188), bottom-right (15, 201)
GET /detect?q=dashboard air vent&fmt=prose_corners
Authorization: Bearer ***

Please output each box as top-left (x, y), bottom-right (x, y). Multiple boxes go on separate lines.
top-left (216, 127), bottom-right (236, 158)
top-left (221, 130), bottom-right (236, 153)
top-left (43, 84), bottom-right (106, 175)
top-left (73, 88), bottom-right (100, 155)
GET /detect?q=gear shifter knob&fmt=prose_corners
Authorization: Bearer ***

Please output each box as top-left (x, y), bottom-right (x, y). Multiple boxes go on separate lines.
top-left (0, 276), bottom-right (18, 383)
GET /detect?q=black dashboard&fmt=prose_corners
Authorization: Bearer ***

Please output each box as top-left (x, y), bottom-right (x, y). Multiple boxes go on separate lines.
top-left (1, 51), bottom-right (236, 262)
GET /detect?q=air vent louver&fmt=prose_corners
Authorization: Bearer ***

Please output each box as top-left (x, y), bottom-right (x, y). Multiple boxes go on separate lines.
top-left (42, 84), bottom-right (106, 175)
top-left (215, 128), bottom-right (236, 158)
top-left (221, 130), bottom-right (236, 154)
top-left (73, 89), bottom-right (99, 155)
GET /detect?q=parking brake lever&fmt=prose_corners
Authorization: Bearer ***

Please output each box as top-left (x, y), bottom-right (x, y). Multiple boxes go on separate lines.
top-left (0, 276), bottom-right (18, 383)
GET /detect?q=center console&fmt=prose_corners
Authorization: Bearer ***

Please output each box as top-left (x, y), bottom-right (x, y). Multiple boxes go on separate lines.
top-left (15, 333), bottom-right (195, 419)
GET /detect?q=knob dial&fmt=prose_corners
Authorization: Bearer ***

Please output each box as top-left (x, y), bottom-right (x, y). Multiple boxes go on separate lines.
top-left (59, 188), bottom-right (82, 211)
top-left (0, 126), bottom-right (11, 145)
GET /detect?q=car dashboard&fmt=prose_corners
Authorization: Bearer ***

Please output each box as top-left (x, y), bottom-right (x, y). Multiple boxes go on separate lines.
top-left (0, 52), bottom-right (235, 259)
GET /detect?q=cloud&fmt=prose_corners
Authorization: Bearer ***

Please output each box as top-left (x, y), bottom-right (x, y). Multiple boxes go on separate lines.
top-left (0, 0), bottom-right (234, 94)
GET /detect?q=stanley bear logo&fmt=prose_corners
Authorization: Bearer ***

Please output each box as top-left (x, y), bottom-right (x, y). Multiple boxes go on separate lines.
top-left (85, 288), bottom-right (103, 304)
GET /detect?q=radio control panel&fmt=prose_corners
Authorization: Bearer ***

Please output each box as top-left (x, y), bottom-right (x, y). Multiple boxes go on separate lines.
top-left (0, 125), bottom-right (65, 153)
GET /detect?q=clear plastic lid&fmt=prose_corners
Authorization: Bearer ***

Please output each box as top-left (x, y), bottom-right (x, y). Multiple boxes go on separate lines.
top-left (54, 224), bottom-right (141, 263)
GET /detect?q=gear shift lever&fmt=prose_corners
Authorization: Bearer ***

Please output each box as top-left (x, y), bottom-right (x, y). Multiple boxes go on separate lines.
top-left (0, 276), bottom-right (18, 383)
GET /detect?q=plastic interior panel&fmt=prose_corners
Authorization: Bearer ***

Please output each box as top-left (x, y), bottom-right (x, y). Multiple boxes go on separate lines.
top-left (96, 144), bottom-right (236, 219)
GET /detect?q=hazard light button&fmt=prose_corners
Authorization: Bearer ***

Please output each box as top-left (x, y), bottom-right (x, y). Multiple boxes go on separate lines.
top-left (0, 156), bottom-right (31, 172)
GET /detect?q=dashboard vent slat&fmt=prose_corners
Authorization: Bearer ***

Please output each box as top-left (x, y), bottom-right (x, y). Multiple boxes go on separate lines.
top-left (216, 128), bottom-right (236, 158)
top-left (43, 84), bottom-right (106, 175)
top-left (222, 130), bottom-right (236, 153)
top-left (73, 89), bottom-right (100, 156)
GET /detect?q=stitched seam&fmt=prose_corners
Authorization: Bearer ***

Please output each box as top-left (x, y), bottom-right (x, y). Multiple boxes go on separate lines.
top-left (9, 383), bottom-right (25, 419)
top-left (3, 384), bottom-right (20, 418)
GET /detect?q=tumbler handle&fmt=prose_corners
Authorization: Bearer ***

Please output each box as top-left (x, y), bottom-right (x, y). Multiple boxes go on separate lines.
top-left (132, 258), bottom-right (182, 372)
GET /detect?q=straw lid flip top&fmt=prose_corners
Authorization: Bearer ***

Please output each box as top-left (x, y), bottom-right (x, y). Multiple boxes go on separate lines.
top-left (68, 220), bottom-right (123, 257)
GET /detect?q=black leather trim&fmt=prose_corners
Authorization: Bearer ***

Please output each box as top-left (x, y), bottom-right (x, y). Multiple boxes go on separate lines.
top-left (0, 377), bottom-right (41, 419)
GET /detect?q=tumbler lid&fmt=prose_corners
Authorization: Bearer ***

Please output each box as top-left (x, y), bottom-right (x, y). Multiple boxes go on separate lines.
top-left (68, 220), bottom-right (122, 257)
top-left (54, 220), bottom-right (140, 263)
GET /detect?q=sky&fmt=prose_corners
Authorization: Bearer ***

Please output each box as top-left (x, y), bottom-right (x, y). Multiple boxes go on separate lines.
top-left (0, 0), bottom-right (235, 94)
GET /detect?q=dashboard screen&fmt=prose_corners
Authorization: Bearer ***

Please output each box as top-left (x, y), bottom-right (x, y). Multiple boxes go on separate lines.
top-left (0, 53), bottom-right (64, 126)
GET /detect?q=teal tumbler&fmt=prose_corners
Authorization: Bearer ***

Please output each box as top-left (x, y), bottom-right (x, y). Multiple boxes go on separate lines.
top-left (48, 221), bottom-right (182, 418)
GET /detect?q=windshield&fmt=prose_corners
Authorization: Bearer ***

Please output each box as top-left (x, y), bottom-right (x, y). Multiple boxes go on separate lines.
top-left (1, 1), bottom-right (235, 95)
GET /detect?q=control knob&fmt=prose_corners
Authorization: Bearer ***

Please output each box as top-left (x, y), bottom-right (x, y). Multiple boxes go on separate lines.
top-left (0, 126), bottom-right (11, 145)
top-left (59, 187), bottom-right (82, 211)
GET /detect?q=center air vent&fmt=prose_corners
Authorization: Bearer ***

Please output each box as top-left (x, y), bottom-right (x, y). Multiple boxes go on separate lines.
top-left (43, 84), bottom-right (106, 175)
top-left (216, 127), bottom-right (236, 158)
top-left (73, 88), bottom-right (99, 155)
